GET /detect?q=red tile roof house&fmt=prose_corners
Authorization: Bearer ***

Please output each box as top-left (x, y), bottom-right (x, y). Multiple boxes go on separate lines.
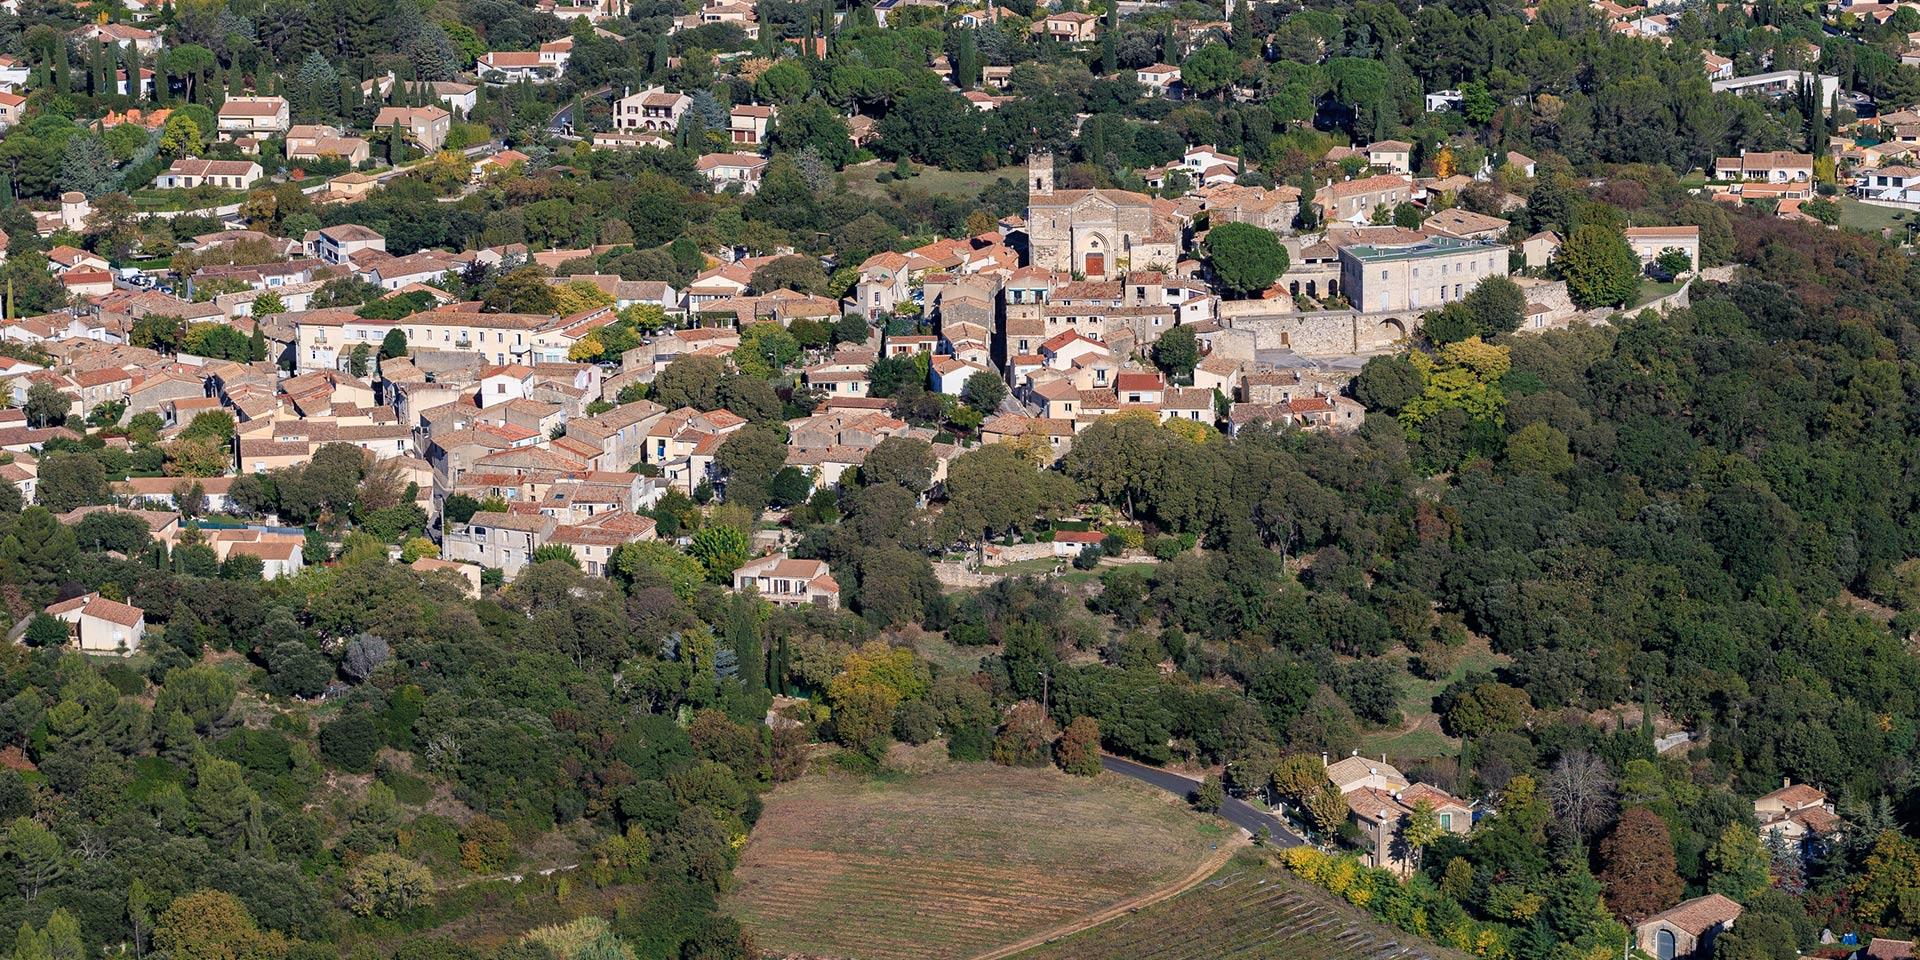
top-left (1050, 529), bottom-right (1105, 558)
top-left (43, 592), bottom-right (146, 656)
top-left (1862, 938), bottom-right (1916, 960)
top-left (731, 554), bottom-right (839, 608)
top-left (154, 158), bottom-right (263, 190)
top-left (1753, 777), bottom-right (1842, 848)
top-left (1623, 225), bottom-right (1702, 272)
top-left (1632, 894), bottom-right (1741, 960)
top-left (695, 153), bottom-right (769, 194)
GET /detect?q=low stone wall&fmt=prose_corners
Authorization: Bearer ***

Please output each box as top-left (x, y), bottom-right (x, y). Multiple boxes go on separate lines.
top-left (1635, 277), bottom-right (1692, 316)
top-left (1222, 309), bottom-right (1416, 356)
top-left (932, 563), bottom-right (1004, 589)
top-left (982, 542), bottom-right (1056, 565)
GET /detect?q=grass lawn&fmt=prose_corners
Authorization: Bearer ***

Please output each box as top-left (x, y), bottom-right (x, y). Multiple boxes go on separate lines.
top-left (1357, 639), bottom-right (1504, 763)
top-left (130, 187), bottom-right (247, 213)
top-left (726, 759), bottom-right (1226, 960)
top-left (907, 631), bottom-right (992, 676)
top-left (1838, 197), bottom-right (1914, 234)
top-left (1061, 559), bottom-right (1155, 587)
top-left (1017, 852), bottom-right (1469, 960)
top-left (1630, 279), bottom-right (1685, 309)
top-left (986, 555), bottom-right (1067, 577)
top-left (845, 161), bottom-right (1018, 201)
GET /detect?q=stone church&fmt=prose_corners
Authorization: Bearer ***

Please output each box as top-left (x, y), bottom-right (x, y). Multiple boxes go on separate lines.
top-left (1024, 152), bottom-right (1182, 277)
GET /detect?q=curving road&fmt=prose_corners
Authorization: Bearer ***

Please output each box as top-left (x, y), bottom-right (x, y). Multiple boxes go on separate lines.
top-left (1100, 754), bottom-right (1305, 848)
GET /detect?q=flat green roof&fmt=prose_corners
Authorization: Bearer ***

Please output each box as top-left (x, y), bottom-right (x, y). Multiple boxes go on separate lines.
top-left (1342, 237), bottom-right (1493, 263)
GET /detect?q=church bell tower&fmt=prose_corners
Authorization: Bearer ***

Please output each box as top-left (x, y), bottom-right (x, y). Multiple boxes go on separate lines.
top-left (1028, 150), bottom-right (1055, 196)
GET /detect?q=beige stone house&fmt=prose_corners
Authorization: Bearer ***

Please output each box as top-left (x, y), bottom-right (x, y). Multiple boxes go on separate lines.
top-left (732, 554), bottom-right (840, 607)
top-left (44, 593), bottom-right (145, 655)
top-left (1633, 894), bottom-right (1741, 960)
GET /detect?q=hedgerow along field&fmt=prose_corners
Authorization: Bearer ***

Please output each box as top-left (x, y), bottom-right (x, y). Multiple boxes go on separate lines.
top-left (725, 759), bottom-right (1227, 960)
top-left (1016, 854), bottom-right (1468, 960)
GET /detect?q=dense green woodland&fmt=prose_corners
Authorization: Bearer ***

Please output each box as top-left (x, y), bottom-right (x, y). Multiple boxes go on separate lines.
top-left (0, 500), bottom-right (824, 958)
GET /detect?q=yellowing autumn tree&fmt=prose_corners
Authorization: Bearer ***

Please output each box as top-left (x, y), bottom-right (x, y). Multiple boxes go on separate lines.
top-left (567, 332), bottom-right (604, 361)
top-left (1400, 336), bottom-right (1510, 429)
top-left (553, 280), bottom-right (615, 315)
top-left (826, 641), bottom-right (931, 754)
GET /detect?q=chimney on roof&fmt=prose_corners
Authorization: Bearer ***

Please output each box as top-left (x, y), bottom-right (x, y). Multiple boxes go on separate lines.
top-left (1783, 776), bottom-right (1792, 789)
top-left (1321, 752), bottom-right (1329, 768)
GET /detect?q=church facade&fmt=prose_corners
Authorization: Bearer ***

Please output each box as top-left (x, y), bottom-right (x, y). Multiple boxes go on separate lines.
top-left (1024, 152), bottom-right (1183, 277)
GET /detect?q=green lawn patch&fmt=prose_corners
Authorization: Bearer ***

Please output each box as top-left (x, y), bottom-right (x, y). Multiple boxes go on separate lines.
top-left (1631, 279), bottom-right (1685, 308)
top-left (844, 162), bottom-right (1016, 201)
top-left (1838, 197), bottom-right (1914, 234)
top-left (129, 187), bottom-right (247, 213)
top-left (1356, 639), bottom-right (1504, 762)
top-left (908, 632), bottom-right (992, 676)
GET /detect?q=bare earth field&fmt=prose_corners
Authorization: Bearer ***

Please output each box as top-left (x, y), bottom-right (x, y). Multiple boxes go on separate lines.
top-left (1016, 854), bottom-right (1469, 960)
top-left (725, 760), bottom-right (1226, 960)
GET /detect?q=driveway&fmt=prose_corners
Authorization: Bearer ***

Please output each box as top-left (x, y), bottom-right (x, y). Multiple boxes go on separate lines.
top-left (1100, 754), bottom-right (1305, 848)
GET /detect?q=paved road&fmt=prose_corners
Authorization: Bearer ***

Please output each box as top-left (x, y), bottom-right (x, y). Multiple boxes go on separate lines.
top-left (1100, 754), bottom-right (1304, 848)
top-left (550, 86), bottom-right (613, 137)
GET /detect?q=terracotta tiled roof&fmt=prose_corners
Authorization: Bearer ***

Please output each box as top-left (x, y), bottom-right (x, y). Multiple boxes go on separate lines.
top-left (1757, 781), bottom-right (1826, 807)
top-left (1638, 894), bottom-right (1741, 937)
top-left (46, 592), bottom-right (144, 627)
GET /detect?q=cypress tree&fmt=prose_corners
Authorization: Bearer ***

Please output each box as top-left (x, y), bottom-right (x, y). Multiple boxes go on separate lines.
top-left (147, 52), bottom-right (164, 106)
top-left (774, 634), bottom-right (791, 695)
top-left (727, 596), bottom-right (763, 695)
top-left (1101, 4), bottom-right (1117, 74)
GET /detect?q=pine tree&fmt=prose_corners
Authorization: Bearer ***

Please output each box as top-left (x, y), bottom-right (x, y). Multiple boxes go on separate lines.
top-left (1229, 0), bottom-right (1254, 55)
top-left (296, 50), bottom-right (340, 121)
top-left (12, 922), bottom-right (49, 960)
top-left (59, 135), bottom-right (117, 197)
top-left (343, 0), bottom-right (386, 61)
top-left (407, 25), bottom-right (459, 83)
top-left (43, 910), bottom-right (80, 960)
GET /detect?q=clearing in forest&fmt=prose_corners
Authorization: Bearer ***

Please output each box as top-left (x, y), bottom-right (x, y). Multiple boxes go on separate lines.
top-left (726, 759), bottom-right (1225, 960)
